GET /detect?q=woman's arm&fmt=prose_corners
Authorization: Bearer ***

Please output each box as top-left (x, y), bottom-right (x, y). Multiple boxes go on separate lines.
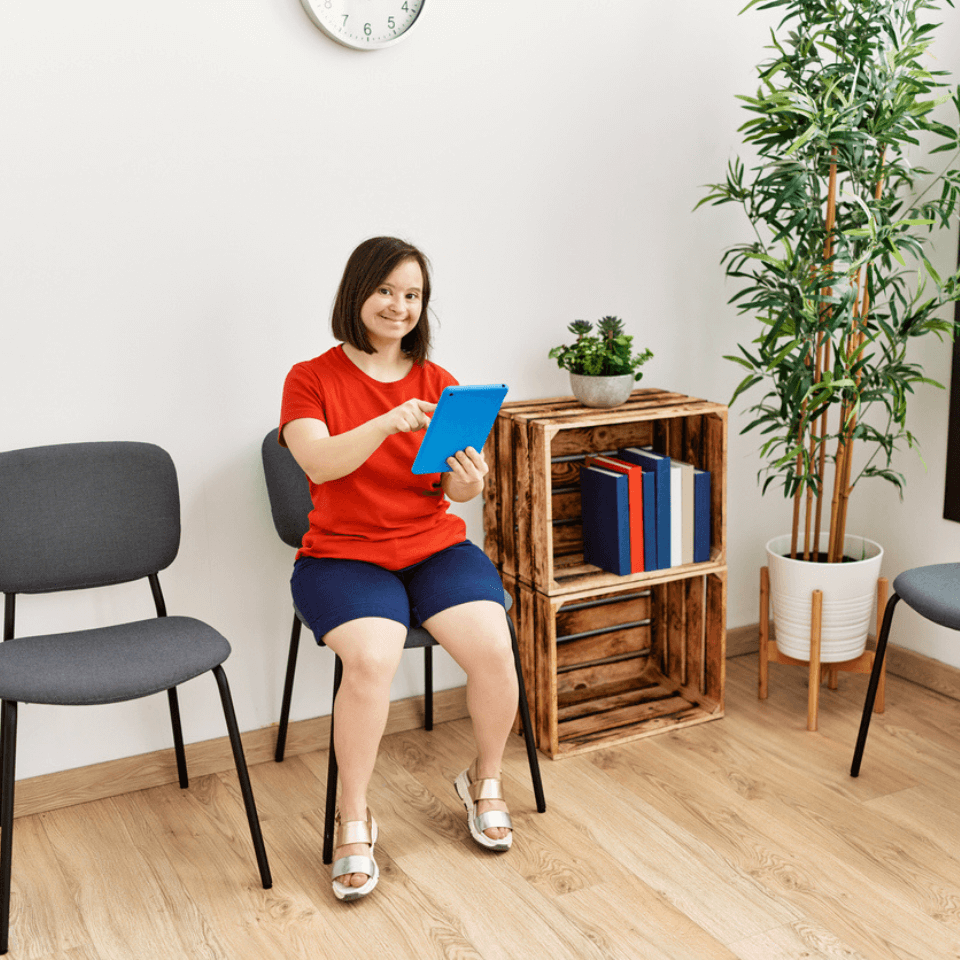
top-left (441, 446), bottom-right (488, 503)
top-left (283, 398), bottom-right (437, 485)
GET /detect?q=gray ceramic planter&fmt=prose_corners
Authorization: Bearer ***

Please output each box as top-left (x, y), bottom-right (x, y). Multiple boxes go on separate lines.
top-left (569, 372), bottom-right (635, 408)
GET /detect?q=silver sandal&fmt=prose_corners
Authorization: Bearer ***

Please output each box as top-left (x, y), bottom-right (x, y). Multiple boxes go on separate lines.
top-left (454, 767), bottom-right (513, 852)
top-left (331, 811), bottom-right (379, 901)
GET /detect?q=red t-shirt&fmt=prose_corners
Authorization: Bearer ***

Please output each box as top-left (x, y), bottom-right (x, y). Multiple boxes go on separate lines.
top-left (279, 345), bottom-right (467, 570)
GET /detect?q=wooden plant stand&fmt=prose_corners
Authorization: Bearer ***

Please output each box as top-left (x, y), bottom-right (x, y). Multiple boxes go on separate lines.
top-left (758, 566), bottom-right (888, 731)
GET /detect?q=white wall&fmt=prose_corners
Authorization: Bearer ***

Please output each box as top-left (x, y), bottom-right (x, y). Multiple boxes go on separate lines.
top-left (3, 0), bottom-right (960, 779)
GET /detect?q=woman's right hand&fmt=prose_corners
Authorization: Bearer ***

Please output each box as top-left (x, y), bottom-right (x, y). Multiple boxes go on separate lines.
top-left (378, 399), bottom-right (437, 436)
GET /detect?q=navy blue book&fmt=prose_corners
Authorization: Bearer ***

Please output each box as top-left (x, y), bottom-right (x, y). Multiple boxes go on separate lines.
top-left (618, 447), bottom-right (671, 569)
top-left (641, 469), bottom-right (656, 572)
top-left (693, 468), bottom-right (712, 563)
top-left (579, 465), bottom-right (631, 576)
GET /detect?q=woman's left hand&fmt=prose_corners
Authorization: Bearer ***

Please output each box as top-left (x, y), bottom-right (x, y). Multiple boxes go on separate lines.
top-left (446, 446), bottom-right (489, 484)
top-left (442, 447), bottom-right (488, 502)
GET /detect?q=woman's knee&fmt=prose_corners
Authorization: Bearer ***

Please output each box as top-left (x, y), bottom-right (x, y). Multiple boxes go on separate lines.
top-left (326, 618), bottom-right (407, 688)
top-left (425, 602), bottom-right (516, 683)
top-left (348, 647), bottom-right (406, 689)
top-left (478, 625), bottom-right (514, 670)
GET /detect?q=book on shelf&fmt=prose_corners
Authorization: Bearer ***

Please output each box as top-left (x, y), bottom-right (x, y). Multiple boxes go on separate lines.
top-left (693, 467), bottom-right (712, 563)
top-left (618, 446), bottom-right (670, 569)
top-left (640, 469), bottom-right (656, 571)
top-left (672, 458), bottom-right (697, 565)
top-left (579, 464), bottom-right (631, 576)
top-left (669, 460), bottom-right (684, 567)
top-left (584, 455), bottom-right (644, 573)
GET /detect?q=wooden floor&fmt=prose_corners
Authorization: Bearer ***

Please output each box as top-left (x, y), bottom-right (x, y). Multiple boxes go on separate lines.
top-left (7, 654), bottom-right (960, 960)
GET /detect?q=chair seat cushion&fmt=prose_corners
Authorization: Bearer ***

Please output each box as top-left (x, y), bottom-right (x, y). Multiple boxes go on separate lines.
top-left (0, 617), bottom-right (231, 705)
top-left (894, 563), bottom-right (960, 630)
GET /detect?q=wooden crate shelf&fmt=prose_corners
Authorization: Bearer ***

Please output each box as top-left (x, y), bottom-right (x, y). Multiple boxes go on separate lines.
top-left (483, 389), bottom-right (727, 596)
top-left (504, 572), bottom-right (726, 758)
top-left (486, 390), bottom-right (728, 757)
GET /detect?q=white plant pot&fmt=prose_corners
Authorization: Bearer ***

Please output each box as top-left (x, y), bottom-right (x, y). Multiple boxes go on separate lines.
top-left (569, 372), bottom-right (634, 408)
top-left (766, 533), bottom-right (883, 663)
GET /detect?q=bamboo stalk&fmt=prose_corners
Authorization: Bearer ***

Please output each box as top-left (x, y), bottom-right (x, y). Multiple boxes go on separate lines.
top-left (804, 340), bottom-right (824, 560)
top-left (813, 337), bottom-right (830, 557)
top-left (792, 292), bottom-right (816, 560)
top-left (791, 433), bottom-right (804, 559)
top-left (829, 268), bottom-right (862, 564)
top-left (836, 432), bottom-right (855, 558)
top-left (828, 424), bottom-right (849, 562)
top-left (803, 434), bottom-right (815, 559)
top-left (812, 150), bottom-right (839, 561)
top-left (833, 154), bottom-right (885, 560)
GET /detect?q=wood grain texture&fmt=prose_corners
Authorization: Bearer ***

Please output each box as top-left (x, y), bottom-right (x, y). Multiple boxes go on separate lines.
top-left (490, 391), bottom-right (727, 595)
top-left (12, 685), bottom-right (468, 821)
top-left (8, 656), bottom-right (960, 959)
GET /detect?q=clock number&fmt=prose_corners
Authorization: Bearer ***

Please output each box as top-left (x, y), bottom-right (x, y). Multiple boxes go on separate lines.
top-left (301, 0), bottom-right (422, 47)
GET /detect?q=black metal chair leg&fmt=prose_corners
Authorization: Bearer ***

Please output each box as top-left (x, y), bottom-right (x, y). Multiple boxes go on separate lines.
top-left (167, 687), bottom-right (189, 788)
top-left (212, 667), bottom-right (272, 889)
top-left (507, 616), bottom-right (546, 813)
top-left (275, 612), bottom-right (303, 762)
top-left (1, 596), bottom-right (16, 786)
top-left (424, 646), bottom-right (434, 731)
top-left (851, 593), bottom-right (901, 778)
top-left (322, 656), bottom-right (344, 866)
top-left (0, 701), bottom-right (18, 955)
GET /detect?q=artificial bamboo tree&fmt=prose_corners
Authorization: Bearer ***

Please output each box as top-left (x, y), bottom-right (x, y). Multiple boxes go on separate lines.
top-left (700, 0), bottom-right (960, 561)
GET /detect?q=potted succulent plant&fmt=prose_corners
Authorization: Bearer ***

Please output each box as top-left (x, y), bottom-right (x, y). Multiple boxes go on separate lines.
top-left (549, 316), bottom-right (653, 408)
top-left (699, 0), bottom-right (960, 661)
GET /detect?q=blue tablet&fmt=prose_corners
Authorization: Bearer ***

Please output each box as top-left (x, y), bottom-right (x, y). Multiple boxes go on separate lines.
top-left (411, 383), bottom-right (509, 474)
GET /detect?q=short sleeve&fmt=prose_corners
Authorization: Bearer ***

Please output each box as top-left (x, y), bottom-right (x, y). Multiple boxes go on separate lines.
top-left (279, 362), bottom-right (326, 447)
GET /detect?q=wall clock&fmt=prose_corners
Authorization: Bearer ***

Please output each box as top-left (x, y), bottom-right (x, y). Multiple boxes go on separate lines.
top-left (300, 0), bottom-right (426, 50)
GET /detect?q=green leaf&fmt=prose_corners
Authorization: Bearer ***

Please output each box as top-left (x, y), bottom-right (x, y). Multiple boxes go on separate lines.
top-left (887, 240), bottom-right (907, 267)
top-left (922, 257), bottom-right (943, 285)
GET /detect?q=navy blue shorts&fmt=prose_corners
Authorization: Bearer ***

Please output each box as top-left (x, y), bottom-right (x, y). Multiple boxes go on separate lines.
top-left (290, 540), bottom-right (505, 644)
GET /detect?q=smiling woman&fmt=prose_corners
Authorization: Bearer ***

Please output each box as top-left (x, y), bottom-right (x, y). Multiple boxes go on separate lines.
top-left (277, 236), bottom-right (518, 902)
top-left (330, 236), bottom-right (432, 369)
top-left (355, 259), bottom-right (424, 361)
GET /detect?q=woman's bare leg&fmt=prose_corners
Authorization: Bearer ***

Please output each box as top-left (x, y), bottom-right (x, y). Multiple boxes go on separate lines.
top-left (323, 616), bottom-right (407, 886)
top-left (422, 601), bottom-right (518, 841)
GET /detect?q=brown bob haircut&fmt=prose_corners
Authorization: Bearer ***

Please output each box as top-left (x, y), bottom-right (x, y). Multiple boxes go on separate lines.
top-left (331, 236), bottom-right (432, 363)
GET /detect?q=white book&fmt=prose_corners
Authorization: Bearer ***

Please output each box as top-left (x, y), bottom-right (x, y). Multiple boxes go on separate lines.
top-left (669, 461), bottom-right (683, 568)
top-left (674, 459), bottom-right (696, 565)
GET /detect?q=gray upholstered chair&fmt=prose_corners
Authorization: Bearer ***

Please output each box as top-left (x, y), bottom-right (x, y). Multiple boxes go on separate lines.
top-left (260, 429), bottom-right (545, 866)
top-left (851, 563), bottom-right (960, 776)
top-left (0, 441), bottom-right (272, 955)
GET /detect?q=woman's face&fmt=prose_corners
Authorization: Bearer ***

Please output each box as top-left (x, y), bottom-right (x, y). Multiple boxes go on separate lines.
top-left (359, 258), bottom-right (423, 351)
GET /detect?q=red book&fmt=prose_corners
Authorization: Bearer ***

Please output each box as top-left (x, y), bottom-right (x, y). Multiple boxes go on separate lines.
top-left (584, 455), bottom-right (645, 573)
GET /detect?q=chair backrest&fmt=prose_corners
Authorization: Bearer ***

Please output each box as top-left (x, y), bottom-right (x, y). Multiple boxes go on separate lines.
top-left (261, 429), bottom-right (312, 549)
top-left (0, 441), bottom-right (180, 595)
